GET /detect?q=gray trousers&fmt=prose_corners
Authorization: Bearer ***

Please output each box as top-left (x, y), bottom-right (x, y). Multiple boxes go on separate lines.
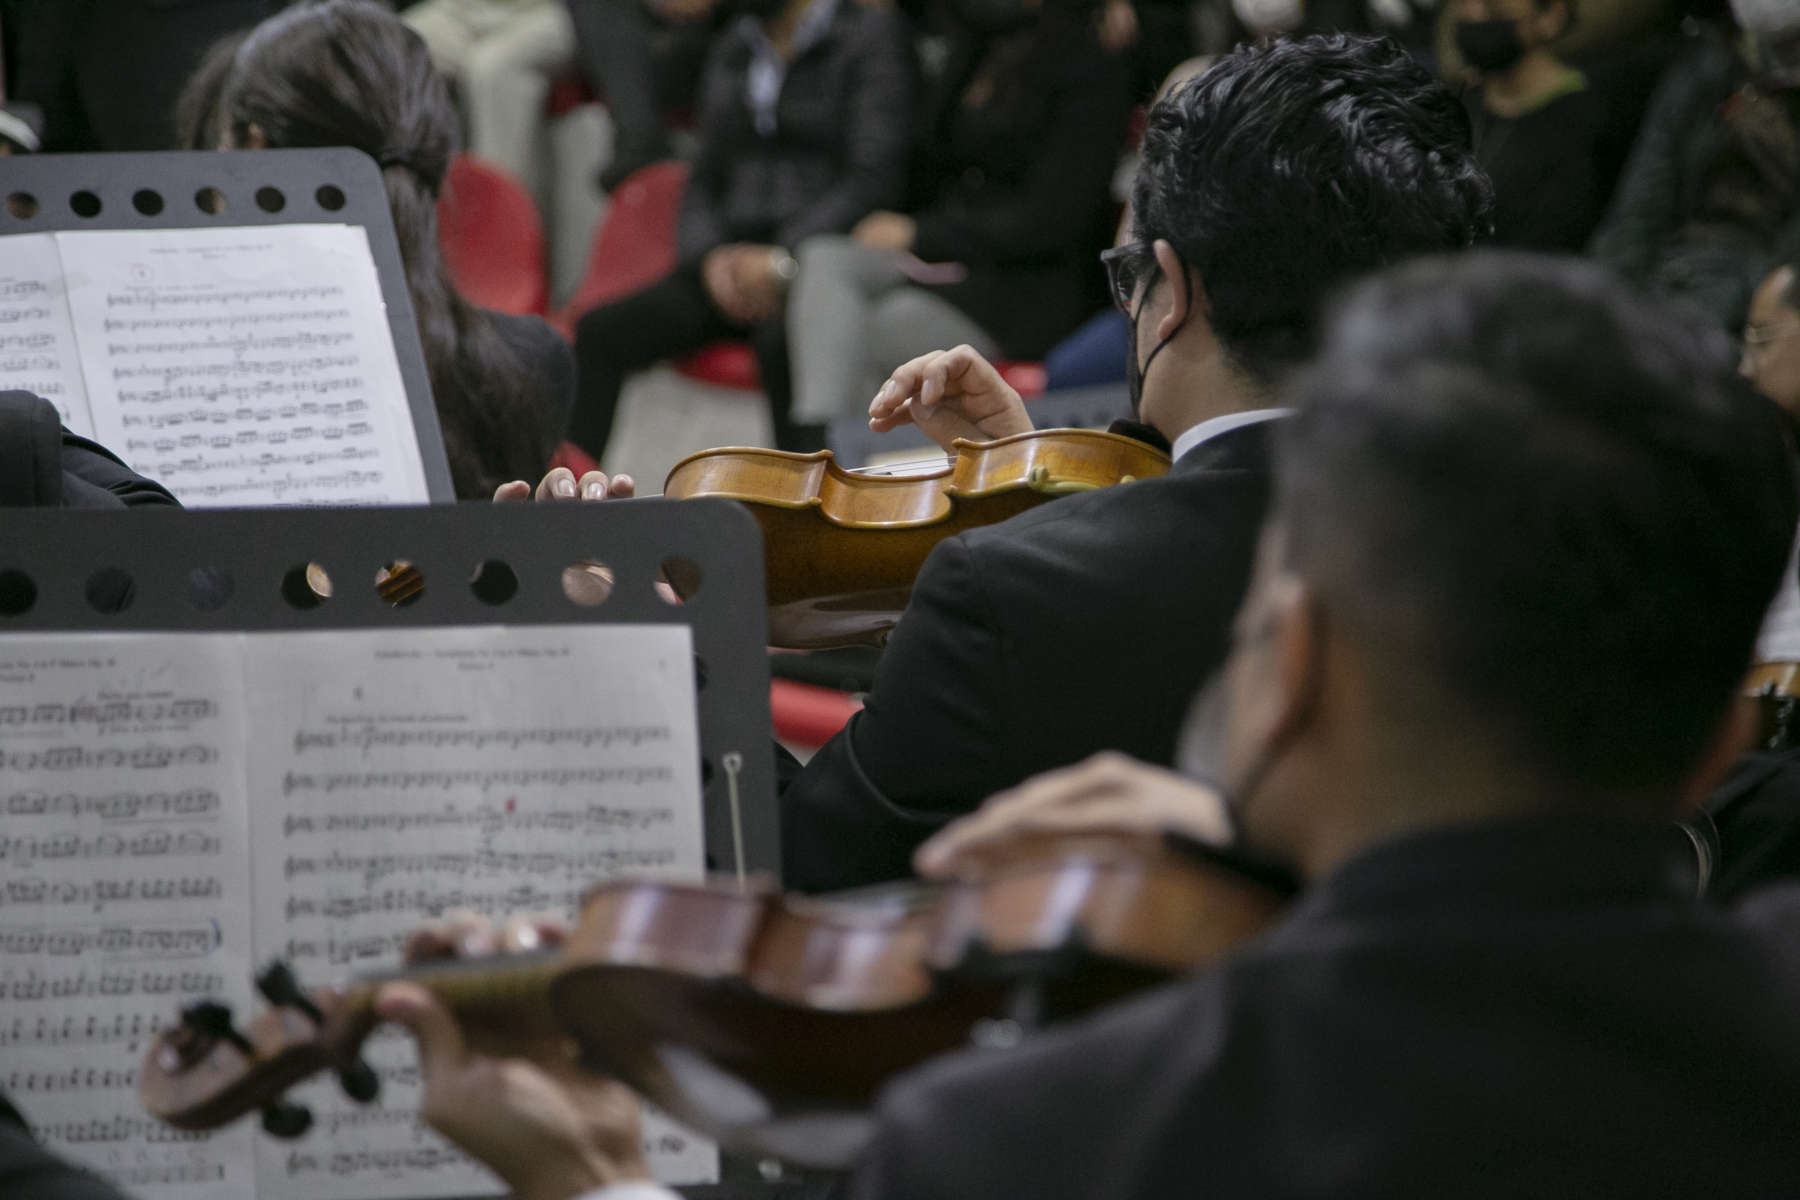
top-left (787, 235), bottom-right (1000, 424)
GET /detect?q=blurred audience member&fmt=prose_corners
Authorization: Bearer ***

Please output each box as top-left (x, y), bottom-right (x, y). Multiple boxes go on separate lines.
top-left (402, 0), bottom-right (576, 194)
top-left (0, 392), bottom-right (177, 510)
top-left (787, 0), bottom-right (1129, 431)
top-left (203, 1), bottom-right (567, 498)
top-left (567, 0), bottom-right (728, 191)
top-left (1458, 0), bottom-right (1611, 250)
top-left (1591, 2), bottom-right (1800, 330)
top-left (569, 0), bottom-right (913, 458)
top-left (1702, 256), bottom-right (1800, 902)
top-left (1, 0), bottom-right (280, 151)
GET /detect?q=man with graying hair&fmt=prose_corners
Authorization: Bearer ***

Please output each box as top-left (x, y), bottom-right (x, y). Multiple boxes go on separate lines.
top-left (381, 254), bottom-right (1800, 1199)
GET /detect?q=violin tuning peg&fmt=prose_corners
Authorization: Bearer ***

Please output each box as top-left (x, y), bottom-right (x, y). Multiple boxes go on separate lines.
top-left (260, 1099), bottom-right (314, 1140)
top-left (255, 960), bottom-right (324, 1024)
top-left (338, 1058), bottom-right (380, 1104)
top-left (180, 1000), bottom-right (255, 1057)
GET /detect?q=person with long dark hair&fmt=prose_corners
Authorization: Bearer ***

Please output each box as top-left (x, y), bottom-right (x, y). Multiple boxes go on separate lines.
top-left (783, 0), bottom-right (1130, 434)
top-left (198, 0), bottom-right (567, 498)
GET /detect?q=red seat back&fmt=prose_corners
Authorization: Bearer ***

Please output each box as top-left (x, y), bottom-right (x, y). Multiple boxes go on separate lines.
top-left (437, 154), bottom-right (549, 317)
top-left (553, 161), bottom-right (690, 338)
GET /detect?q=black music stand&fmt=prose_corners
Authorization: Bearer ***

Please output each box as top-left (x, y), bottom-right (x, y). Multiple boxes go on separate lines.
top-left (0, 499), bottom-right (822, 1198)
top-left (0, 148), bottom-right (455, 500)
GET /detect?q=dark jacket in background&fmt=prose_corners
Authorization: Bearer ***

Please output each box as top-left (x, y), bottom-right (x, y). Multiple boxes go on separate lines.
top-left (491, 310), bottom-right (577, 432)
top-left (909, 22), bottom-right (1131, 359)
top-left (1468, 78), bottom-right (1612, 252)
top-left (1, 0), bottom-right (281, 152)
top-left (676, 3), bottom-right (915, 261)
top-left (781, 422), bottom-right (1271, 892)
top-left (856, 820), bottom-right (1800, 1199)
top-left (1590, 23), bottom-right (1800, 330)
top-left (1705, 747), bottom-right (1800, 901)
top-left (0, 392), bottom-right (178, 509)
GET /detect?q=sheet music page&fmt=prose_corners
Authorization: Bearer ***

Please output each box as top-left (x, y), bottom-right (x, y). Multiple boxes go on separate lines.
top-left (243, 625), bottom-right (717, 1199)
top-left (54, 224), bottom-right (429, 507)
top-left (0, 232), bottom-right (96, 435)
top-left (0, 634), bottom-right (256, 1200)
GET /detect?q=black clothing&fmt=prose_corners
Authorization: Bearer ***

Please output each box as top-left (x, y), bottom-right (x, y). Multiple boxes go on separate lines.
top-left (0, 392), bottom-right (178, 509)
top-left (570, 0), bottom-right (911, 458)
top-left (0, 1093), bottom-right (128, 1200)
top-left (910, 24), bottom-right (1131, 359)
top-left (569, 263), bottom-right (795, 457)
top-left (857, 819), bottom-right (1800, 1199)
top-left (565, 0), bottom-right (720, 181)
top-left (1706, 748), bottom-right (1800, 901)
top-left (781, 421), bottom-right (1272, 892)
top-left (490, 310), bottom-right (577, 432)
top-left (1, 0), bottom-right (281, 152)
top-left (1467, 78), bottom-right (1612, 252)
top-left (675, 5), bottom-right (914, 263)
top-left (1591, 24), bottom-right (1800, 331)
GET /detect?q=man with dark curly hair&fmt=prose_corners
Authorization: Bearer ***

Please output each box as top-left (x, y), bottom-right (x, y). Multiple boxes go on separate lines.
top-left (778, 33), bottom-right (1495, 892)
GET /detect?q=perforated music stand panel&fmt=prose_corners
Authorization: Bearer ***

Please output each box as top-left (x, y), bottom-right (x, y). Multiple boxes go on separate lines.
top-left (0, 148), bottom-right (454, 500)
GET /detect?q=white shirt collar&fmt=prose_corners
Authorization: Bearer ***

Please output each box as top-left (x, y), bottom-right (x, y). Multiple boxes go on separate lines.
top-left (1168, 408), bottom-right (1290, 462)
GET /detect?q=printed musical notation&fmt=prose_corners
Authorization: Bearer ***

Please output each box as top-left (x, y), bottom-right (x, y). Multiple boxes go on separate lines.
top-left (0, 234), bottom-right (95, 432)
top-left (0, 635), bottom-right (257, 1200)
top-left (49, 224), bottom-right (429, 507)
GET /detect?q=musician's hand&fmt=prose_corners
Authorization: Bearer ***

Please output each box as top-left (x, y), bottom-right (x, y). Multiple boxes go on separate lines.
top-left (914, 752), bottom-right (1233, 878)
top-left (852, 211), bottom-right (916, 253)
top-left (725, 244), bottom-right (785, 324)
top-left (493, 467), bottom-right (636, 503)
top-left (380, 914), bottom-right (653, 1200)
top-left (868, 345), bottom-right (1035, 452)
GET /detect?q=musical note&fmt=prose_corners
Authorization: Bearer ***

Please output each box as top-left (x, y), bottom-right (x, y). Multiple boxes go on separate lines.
top-left (0, 234), bottom-right (96, 432)
top-left (52, 224), bottom-right (429, 508)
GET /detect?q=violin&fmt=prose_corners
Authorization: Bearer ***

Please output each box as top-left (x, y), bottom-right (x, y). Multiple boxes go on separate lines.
top-left (140, 832), bottom-right (1289, 1169)
top-left (662, 429), bottom-right (1171, 649)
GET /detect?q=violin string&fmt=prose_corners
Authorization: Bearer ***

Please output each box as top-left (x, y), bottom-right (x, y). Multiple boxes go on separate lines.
top-left (844, 453), bottom-right (956, 479)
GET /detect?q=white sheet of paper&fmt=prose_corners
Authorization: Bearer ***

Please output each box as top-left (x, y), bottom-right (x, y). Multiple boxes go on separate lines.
top-left (243, 625), bottom-right (717, 1199)
top-left (54, 224), bottom-right (428, 507)
top-left (0, 634), bottom-right (256, 1200)
top-left (0, 232), bottom-right (96, 435)
top-left (1759, 537), bottom-right (1800, 662)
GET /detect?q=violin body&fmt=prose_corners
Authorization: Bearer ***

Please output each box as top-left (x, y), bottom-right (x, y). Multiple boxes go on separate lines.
top-left (139, 834), bottom-right (1287, 1170)
top-left (663, 430), bottom-right (1170, 649)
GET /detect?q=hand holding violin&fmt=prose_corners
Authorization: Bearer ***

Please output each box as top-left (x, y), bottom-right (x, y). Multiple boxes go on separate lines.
top-left (378, 913), bottom-right (653, 1200)
top-left (916, 752), bottom-right (1234, 878)
top-left (868, 345), bottom-right (1036, 452)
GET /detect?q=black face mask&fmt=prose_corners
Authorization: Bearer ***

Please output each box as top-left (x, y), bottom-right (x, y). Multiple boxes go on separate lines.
top-left (1126, 275), bottom-right (1186, 424)
top-left (737, 0), bottom-right (787, 20)
top-left (1455, 18), bottom-right (1528, 73)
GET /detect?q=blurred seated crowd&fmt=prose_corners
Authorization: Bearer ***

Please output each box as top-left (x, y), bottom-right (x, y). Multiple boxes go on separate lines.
top-left (8, 0), bottom-right (1799, 489)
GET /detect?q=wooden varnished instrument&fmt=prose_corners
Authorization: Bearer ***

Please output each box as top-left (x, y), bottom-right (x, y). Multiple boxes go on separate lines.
top-left (663, 430), bottom-right (1171, 649)
top-left (140, 833), bottom-right (1289, 1168)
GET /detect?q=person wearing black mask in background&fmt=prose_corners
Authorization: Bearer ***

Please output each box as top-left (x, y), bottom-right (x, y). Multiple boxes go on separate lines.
top-left (1455, 0), bottom-right (1612, 251)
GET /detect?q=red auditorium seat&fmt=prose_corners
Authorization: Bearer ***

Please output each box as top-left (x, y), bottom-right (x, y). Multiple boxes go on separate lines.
top-left (553, 161), bottom-right (688, 338)
top-left (770, 678), bottom-right (862, 748)
top-left (437, 154), bottom-right (548, 317)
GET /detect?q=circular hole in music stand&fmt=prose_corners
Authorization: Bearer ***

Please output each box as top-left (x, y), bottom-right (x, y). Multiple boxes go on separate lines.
top-left (693, 655), bottom-right (709, 692)
top-left (469, 559), bottom-right (518, 606)
top-left (255, 186), bottom-right (286, 214)
top-left (69, 190), bottom-right (102, 218)
top-left (132, 189), bottom-right (165, 217)
top-left (6, 192), bottom-right (37, 219)
top-left (281, 563), bottom-right (333, 610)
top-left (85, 567), bottom-right (135, 614)
top-left (0, 569), bottom-right (36, 617)
top-left (195, 187), bottom-right (227, 215)
top-left (561, 560), bottom-right (614, 607)
top-left (700, 756), bottom-right (715, 788)
top-left (315, 184), bottom-right (347, 212)
top-left (375, 561), bottom-right (425, 607)
top-left (659, 555), bottom-right (701, 606)
top-left (187, 567), bottom-right (234, 612)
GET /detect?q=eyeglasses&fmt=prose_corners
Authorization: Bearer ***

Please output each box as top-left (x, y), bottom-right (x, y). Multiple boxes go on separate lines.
top-left (1100, 241), bottom-right (1158, 318)
top-left (1744, 319), bottom-right (1800, 350)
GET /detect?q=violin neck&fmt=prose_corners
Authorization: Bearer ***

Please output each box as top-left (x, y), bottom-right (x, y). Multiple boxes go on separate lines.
top-left (341, 951), bottom-right (568, 1056)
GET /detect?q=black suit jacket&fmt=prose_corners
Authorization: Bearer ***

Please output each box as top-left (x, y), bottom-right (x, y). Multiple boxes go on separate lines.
top-left (781, 422), bottom-right (1273, 892)
top-left (855, 820), bottom-right (1800, 1199)
top-left (0, 1096), bottom-right (129, 1200)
